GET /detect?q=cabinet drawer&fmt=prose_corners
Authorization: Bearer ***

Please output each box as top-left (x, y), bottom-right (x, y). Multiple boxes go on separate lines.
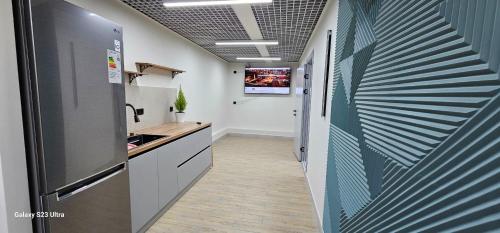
top-left (177, 146), bottom-right (212, 191)
top-left (174, 126), bottom-right (212, 165)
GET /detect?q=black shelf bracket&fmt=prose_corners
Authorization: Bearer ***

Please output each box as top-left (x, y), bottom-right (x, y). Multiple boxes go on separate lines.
top-left (137, 64), bottom-right (153, 73)
top-left (127, 73), bottom-right (143, 85)
top-left (172, 71), bottom-right (182, 79)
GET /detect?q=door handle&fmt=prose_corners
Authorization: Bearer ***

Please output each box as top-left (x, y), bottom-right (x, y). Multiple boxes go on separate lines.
top-left (56, 163), bottom-right (126, 201)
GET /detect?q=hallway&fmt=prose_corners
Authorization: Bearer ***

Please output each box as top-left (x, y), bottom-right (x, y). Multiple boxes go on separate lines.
top-left (148, 136), bottom-right (319, 233)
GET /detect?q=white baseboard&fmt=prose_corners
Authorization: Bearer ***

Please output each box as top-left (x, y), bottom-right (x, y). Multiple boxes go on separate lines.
top-left (212, 128), bottom-right (229, 142)
top-left (227, 128), bottom-right (294, 138)
top-left (212, 127), bottom-right (294, 141)
top-left (304, 172), bottom-right (325, 233)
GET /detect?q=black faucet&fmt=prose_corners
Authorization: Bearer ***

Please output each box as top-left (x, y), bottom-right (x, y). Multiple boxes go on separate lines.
top-left (126, 103), bottom-right (140, 123)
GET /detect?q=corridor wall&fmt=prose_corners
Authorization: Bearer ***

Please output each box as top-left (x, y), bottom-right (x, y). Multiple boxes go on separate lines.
top-left (323, 0), bottom-right (500, 232)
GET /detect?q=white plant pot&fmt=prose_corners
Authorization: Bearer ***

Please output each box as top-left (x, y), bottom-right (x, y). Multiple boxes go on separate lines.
top-left (175, 112), bottom-right (186, 123)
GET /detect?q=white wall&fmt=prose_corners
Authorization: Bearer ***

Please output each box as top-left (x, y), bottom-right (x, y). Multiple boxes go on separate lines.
top-left (65, 0), bottom-right (301, 140)
top-left (298, 0), bottom-right (339, 228)
top-left (226, 63), bottom-right (297, 137)
top-left (0, 1), bottom-right (33, 232)
top-left (66, 0), bottom-right (231, 137)
top-left (125, 86), bottom-right (177, 133)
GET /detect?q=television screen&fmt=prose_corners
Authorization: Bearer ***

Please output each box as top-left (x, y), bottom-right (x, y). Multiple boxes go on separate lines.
top-left (244, 67), bottom-right (291, 94)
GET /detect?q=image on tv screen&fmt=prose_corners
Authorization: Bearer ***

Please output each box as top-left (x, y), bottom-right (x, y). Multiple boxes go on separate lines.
top-left (244, 67), bottom-right (291, 94)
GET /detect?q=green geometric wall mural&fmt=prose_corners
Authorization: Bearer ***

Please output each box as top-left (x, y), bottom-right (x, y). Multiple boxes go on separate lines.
top-left (323, 0), bottom-right (500, 232)
top-left (330, 124), bottom-right (371, 218)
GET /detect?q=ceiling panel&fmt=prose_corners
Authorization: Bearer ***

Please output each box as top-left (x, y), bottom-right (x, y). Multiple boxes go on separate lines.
top-left (252, 0), bottom-right (327, 61)
top-left (121, 0), bottom-right (327, 62)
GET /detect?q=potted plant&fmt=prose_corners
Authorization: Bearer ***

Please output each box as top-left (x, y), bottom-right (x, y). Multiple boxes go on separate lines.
top-left (174, 86), bottom-right (187, 122)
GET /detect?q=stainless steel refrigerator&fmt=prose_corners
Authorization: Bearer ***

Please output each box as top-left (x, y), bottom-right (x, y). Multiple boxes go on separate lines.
top-left (13, 0), bottom-right (131, 232)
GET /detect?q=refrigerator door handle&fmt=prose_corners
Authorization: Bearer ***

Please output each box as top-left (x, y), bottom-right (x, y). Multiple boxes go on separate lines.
top-left (56, 162), bottom-right (127, 201)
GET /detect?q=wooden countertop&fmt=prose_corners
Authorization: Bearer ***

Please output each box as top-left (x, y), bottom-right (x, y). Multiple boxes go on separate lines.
top-left (128, 122), bottom-right (211, 158)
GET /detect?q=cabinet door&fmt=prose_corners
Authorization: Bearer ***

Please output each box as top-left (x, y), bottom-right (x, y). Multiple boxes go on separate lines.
top-left (157, 143), bottom-right (179, 208)
top-left (129, 151), bottom-right (159, 233)
top-left (177, 146), bottom-right (212, 191)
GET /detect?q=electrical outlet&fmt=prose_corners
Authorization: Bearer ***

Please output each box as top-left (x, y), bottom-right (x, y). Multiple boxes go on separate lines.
top-left (170, 106), bottom-right (174, 112)
top-left (136, 108), bottom-right (144, 115)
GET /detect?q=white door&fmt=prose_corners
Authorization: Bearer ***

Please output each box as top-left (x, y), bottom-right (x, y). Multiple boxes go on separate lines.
top-left (293, 66), bottom-right (305, 161)
top-left (293, 56), bottom-right (314, 171)
top-left (300, 62), bottom-right (313, 171)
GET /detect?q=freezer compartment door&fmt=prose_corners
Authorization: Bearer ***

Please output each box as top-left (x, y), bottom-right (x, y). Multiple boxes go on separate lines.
top-left (42, 163), bottom-right (131, 233)
top-left (31, 0), bottom-right (127, 192)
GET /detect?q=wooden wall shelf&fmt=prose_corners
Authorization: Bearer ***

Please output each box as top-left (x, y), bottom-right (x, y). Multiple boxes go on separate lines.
top-left (135, 62), bottom-right (185, 79)
top-left (125, 70), bottom-right (146, 84)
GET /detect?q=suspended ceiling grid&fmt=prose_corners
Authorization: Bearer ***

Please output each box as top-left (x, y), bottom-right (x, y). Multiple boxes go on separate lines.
top-left (122, 0), bottom-right (327, 62)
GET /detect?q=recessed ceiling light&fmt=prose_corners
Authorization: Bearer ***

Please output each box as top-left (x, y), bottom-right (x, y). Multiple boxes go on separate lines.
top-left (216, 40), bottom-right (279, 46)
top-left (236, 57), bottom-right (281, 61)
top-left (163, 0), bottom-right (272, 8)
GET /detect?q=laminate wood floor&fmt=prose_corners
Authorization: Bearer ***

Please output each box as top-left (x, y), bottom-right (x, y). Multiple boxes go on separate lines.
top-left (147, 136), bottom-right (319, 233)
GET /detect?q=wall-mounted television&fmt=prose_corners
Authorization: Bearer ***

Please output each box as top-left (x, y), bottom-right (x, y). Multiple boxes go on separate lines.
top-left (244, 67), bottom-right (291, 94)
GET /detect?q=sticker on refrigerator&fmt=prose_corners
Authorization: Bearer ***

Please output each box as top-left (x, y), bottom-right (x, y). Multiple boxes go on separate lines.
top-left (114, 40), bottom-right (121, 52)
top-left (107, 49), bottom-right (122, 84)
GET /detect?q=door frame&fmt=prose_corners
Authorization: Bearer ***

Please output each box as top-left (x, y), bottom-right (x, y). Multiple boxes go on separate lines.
top-left (12, 0), bottom-right (45, 232)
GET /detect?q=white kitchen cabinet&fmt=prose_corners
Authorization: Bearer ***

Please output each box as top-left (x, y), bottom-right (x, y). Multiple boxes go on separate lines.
top-left (129, 126), bottom-right (212, 233)
top-left (128, 150), bottom-right (159, 233)
top-left (157, 143), bottom-right (179, 208)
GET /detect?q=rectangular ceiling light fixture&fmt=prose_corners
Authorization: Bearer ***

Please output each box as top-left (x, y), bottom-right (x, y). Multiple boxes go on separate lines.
top-left (164, 0), bottom-right (272, 8)
top-left (236, 57), bottom-right (281, 61)
top-left (216, 40), bottom-right (279, 46)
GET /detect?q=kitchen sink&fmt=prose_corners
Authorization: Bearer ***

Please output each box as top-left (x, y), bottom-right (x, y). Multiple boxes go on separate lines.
top-left (127, 134), bottom-right (167, 147)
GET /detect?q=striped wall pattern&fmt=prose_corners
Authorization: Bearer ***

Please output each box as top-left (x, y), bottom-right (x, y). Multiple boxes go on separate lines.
top-left (331, 0), bottom-right (355, 101)
top-left (339, 56), bottom-right (354, 103)
top-left (355, 0), bottom-right (500, 168)
top-left (331, 125), bottom-right (371, 218)
top-left (323, 0), bottom-right (500, 232)
top-left (381, 158), bottom-right (407, 190)
top-left (352, 0), bottom-right (377, 53)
